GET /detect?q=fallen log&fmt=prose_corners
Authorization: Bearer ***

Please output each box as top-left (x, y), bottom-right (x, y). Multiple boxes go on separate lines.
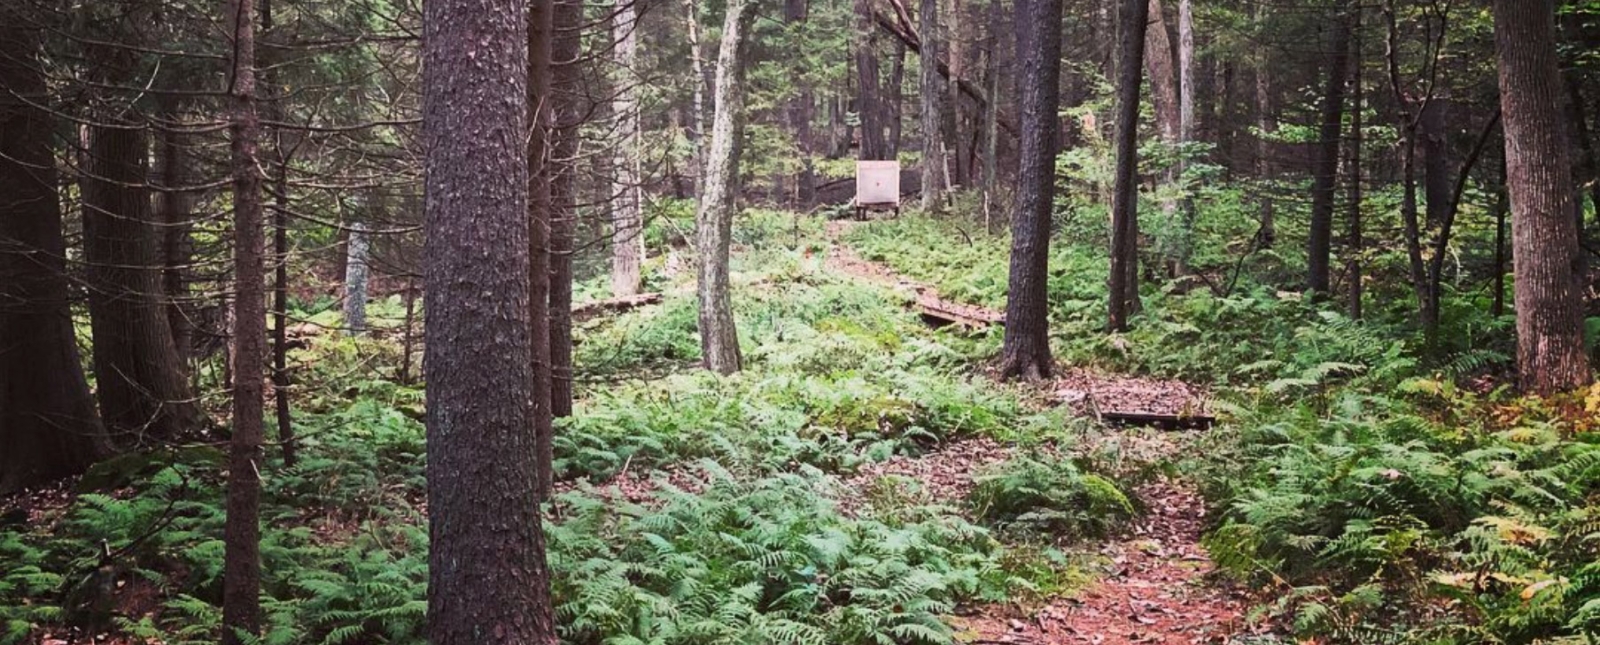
top-left (572, 292), bottom-right (663, 320)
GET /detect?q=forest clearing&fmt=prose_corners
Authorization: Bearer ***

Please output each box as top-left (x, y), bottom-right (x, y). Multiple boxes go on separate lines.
top-left (3, 0), bottom-right (1599, 643)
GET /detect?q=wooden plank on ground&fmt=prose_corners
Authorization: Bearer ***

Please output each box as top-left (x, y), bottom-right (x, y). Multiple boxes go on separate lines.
top-left (572, 292), bottom-right (663, 320)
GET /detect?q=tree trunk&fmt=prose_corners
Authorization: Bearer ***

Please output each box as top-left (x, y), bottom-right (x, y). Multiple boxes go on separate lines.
top-left (610, 0), bottom-right (644, 297)
top-left (423, 0), bottom-right (557, 640)
top-left (343, 222), bottom-right (370, 335)
top-left (786, 0), bottom-right (817, 207)
top-left (1346, 17), bottom-right (1363, 320)
top-left (998, 0), bottom-right (1062, 381)
top-left (221, 0), bottom-right (266, 639)
top-left (1421, 99), bottom-right (1450, 228)
top-left (918, 0), bottom-right (946, 210)
top-left (550, 0), bottom-right (582, 420)
top-left (1253, 1), bottom-right (1275, 249)
top-left (154, 101), bottom-right (195, 365)
top-left (1492, 0), bottom-right (1592, 394)
top-left (1108, 0), bottom-right (1150, 332)
top-left (856, 0), bottom-right (889, 160)
top-left (1144, 0), bottom-right (1179, 145)
top-left (888, 43), bottom-right (907, 156)
top-left (948, 0), bottom-right (967, 187)
top-left (0, 12), bottom-right (112, 493)
top-left (1173, 0), bottom-right (1196, 272)
top-left (81, 124), bottom-right (201, 445)
top-left (688, 0), bottom-right (708, 186)
top-left (697, 0), bottom-right (755, 375)
top-left (262, 0), bottom-right (295, 467)
top-left (530, 0), bottom-right (556, 502)
top-left (982, 25), bottom-right (1000, 230)
top-left (1306, 14), bottom-right (1350, 296)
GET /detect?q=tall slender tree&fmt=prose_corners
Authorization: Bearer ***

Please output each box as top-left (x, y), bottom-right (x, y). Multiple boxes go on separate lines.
top-left (1306, 13), bottom-right (1351, 296)
top-left (1492, 0), bottom-right (1592, 394)
top-left (997, 0), bottom-right (1061, 380)
top-left (610, 0), bottom-right (644, 297)
top-left (1108, 0), bottom-right (1151, 332)
top-left (550, 0), bottom-right (583, 420)
top-left (0, 7), bottom-right (113, 493)
top-left (221, 0), bottom-right (266, 639)
top-left (918, 0), bottom-right (946, 210)
top-left (530, 0), bottom-right (556, 502)
top-left (696, 0), bottom-right (756, 375)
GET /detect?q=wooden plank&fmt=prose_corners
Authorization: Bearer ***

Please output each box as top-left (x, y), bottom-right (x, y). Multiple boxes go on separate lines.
top-left (914, 295), bottom-right (1004, 329)
top-left (1098, 410), bottom-right (1215, 430)
top-left (571, 292), bottom-right (663, 320)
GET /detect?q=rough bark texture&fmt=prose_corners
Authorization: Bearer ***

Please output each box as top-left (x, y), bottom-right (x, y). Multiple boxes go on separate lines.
top-left (154, 102), bottom-right (196, 363)
top-left (1144, 0), bottom-right (1179, 144)
top-left (81, 124), bottom-right (200, 445)
top-left (610, 0), bottom-right (644, 297)
top-left (0, 12), bottom-right (112, 493)
top-left (550, 0), bottom-right (582, 420)
top-left (998, 0), bottom-right (1062, 380)
top-left (918, 0), bottom-right (946, 210)
top-left (222, 0), bottom-right (266, 640)
top-left (856, 0), bottom-right (890, 160)
top-left (1492, 0), bottom-right (1592, 394)
top-left (1346, 21), bottom-right (1363, 320)
top-left (787, 0), bottom-right (817, 207)
top-left (1108, 0), bottom-right (1150, 332)
top-left (1306, 15), bottom-right (1350, 296)
top-left (342, 222), bottom-right (370, 335)
top-left (530, 0), bottom-right (556, 502)
top-left (424, 0), bottom-right (557, 640)
top-left (263, 0), bottom-right (295, 467)
top-left (1253, 1), bottom-right (1275, 249)
top-left (697, 0), bottom-right (755, 375)
top-left (688, 0), bottom-right (708, 184)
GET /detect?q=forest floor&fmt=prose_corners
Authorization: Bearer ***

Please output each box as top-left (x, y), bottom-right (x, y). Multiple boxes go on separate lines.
top-left (826, 219), bottom-right (1263, 644)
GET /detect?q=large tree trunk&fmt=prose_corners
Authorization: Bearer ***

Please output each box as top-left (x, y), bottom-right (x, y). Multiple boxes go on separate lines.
top-left (530, 0), bottom-right (556, 501)
top-left (610, 0), bottom-right (644, 297)
top-left (697, 0), bottom-right (755, 375)
top-left (1492, 0), bottom-right (1592, 394)
top-left (1108, 0), bottom-right (1150, 332)
top-left (1144, 0), bottom-right (1179, 146)
top-left (998, 0), bottom-right (1062, 381)
top-left (423, 0), bottom-right (557, 640)
top-left (918, 0), bottom-right (946, 210)
top-left (550, 0), bottom-right (582, 420)
top-left (1306, 15), bottom-right (1351, 296)
top-left (81, 123), bottom-right (201, 445)
top-left (154, 101), bottom-right (196, 364)
top-left (221, 0), bottom-right (266, 640)
top-left (948, 0), bottom-right (967, 187)
top-left (0, 12), bottom-right (112, 494)
top-left (855, 0), bottom-right (890, 160)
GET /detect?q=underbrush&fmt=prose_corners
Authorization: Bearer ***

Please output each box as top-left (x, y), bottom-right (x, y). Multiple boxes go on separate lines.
top-left (1, 212), bottom-right (1093, 644)
top-left (1199, 384), bottom-right (1600, 643)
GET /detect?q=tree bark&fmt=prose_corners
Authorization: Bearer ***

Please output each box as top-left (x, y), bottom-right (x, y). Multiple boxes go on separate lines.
top-left (787, 0), bottom-right (817, 207)
top-left (550, 0), bottom-right (582, 420)
top-left (1253, 1), bottom-right (1275, 249)
top-left (423, 0), bottom-right (557, 640)
top-left (81, 123), bottom-right (201, 445)
top-left (342, 222), bottom-right (370, 335)
top-left (1108, 0), bottom-right (1150, 332)
top-left (856, 0), bottom-right (890, 160)
top-left (888, 43), bottom-right (907, 156)
top-left (1346, 17), bottom-right (1363, 320)
top-left (918, 0), bottom-right (946, 209)
top-left (154, 100), bottom-right (195, 365)
top-left (221, 0), bottom-right (266, 639)
top-left (688, 0), bottom-right (708, 186)
top-left (262, 0), bottom-right (295, 467)
top-left (1144, 0), bottom-right (1179, 145)
top-left (1306, 14), bottom-right (1351, 296)
top-left (530, 0), bottom-right (556, 502)
top-left (1492, 0), bottom-right (1592, 394)
top-left (998, 0), bottom-right (1062, 381)
top-left (948, 0), bottom-right (967, 187)
top-left (610, 0), bottom-right (644, 297)
top-left (0, 11), bottom-right (112, 493)
top-left (697, 0), bottom-right (755, 375)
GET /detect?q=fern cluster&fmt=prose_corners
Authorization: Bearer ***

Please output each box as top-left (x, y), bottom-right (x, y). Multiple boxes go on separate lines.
top-left (1200, 386), bottom-right (1600, 643)
top-left (967, 456), bottom-right (1137, 540)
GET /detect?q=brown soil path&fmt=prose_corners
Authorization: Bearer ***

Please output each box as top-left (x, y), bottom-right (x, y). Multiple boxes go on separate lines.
top-left (823, 219), bottom-right (1261, 644)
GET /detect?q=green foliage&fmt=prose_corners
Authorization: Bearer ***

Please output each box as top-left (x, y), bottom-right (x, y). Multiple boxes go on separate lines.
top-left (968, 456), bottom-right (1136, 540)
top-left (551, 470), bottom-right (1018, 645)
top-left (1199, 385), bottom-right (1600, 643)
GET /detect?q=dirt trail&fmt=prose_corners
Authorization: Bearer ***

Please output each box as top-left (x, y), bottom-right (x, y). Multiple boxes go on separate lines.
top-left (823, 219), bottom-right (1259, 644)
